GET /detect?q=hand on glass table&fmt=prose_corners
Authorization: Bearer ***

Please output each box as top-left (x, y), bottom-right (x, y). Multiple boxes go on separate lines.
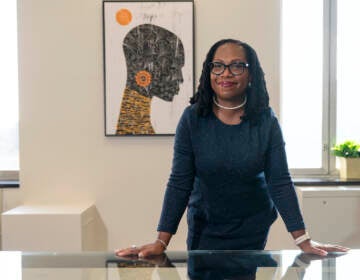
top-left (298, 239), bottom-right (350, 256)
top-left (115, 241), bottom-right (165, 258)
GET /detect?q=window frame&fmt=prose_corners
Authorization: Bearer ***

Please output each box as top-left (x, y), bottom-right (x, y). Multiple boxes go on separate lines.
top-left (327, 0), bottom-right (338, 176)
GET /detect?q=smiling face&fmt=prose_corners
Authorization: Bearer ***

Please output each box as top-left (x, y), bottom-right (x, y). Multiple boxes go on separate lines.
top-left (210, 43), bottom-right (250, 103)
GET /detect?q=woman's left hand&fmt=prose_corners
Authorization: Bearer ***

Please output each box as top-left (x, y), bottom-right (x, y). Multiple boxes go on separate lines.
top-left (298, 239), bottom-right (350, 256)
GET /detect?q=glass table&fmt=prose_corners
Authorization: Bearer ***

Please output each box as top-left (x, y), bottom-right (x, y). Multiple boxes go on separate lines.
top-left (0, 249), bottom-right (357, 279)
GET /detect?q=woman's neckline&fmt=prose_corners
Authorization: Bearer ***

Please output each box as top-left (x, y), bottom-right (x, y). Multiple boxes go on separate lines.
top-left (211, 108), bottom-right (245, 127)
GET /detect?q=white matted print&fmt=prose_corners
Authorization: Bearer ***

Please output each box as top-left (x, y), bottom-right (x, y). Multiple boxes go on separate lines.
top-left (103, 1), bottom-right (194, 135)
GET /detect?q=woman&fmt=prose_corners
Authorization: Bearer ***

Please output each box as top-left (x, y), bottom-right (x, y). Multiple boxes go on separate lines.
top-left (116, 39), bottom-right (349, 257)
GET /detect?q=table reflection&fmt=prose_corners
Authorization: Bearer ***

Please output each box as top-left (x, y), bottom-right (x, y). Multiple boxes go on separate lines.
top-left (187, 251), bottom-right (278, 279)
top-left (1, 250), bottom-right (356, 279)
top-left (111, 250), bottom-right (350, 280)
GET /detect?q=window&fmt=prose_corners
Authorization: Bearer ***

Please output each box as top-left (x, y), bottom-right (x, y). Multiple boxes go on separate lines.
top-left (281, 0), bottom-right (359, 175)
top-left (336, 1), bottom-right (360, 143)
top-left (0, 2), bottom-right (19, 180)
top-left (281, 0), bottom-right (324, 172)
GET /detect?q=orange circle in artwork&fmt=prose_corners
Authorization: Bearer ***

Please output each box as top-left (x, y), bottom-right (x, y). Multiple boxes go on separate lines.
top-left (116, 9), bottom-right (132, 25)
top-left (135, 70), bottom-right (152, 87)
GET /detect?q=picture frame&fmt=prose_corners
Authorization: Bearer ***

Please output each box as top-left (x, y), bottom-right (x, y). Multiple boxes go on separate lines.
top-left (103, 0), bottom-right (194, 136)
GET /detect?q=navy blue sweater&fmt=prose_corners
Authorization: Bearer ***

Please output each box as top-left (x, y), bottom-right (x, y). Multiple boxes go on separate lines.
top-left (157, 105), bottom-right (305, 236)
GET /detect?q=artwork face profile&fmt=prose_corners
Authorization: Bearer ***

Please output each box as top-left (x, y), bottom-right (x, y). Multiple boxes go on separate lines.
top-left (103, 1), bottom-right (194, 135)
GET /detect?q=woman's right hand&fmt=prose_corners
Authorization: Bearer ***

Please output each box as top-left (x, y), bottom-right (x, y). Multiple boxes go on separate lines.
top-left (115, 241), bottom-right (165, 258)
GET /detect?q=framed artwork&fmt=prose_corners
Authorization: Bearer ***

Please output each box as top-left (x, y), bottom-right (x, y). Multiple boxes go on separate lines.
top-left (103, 0), bottom-right (194, 136)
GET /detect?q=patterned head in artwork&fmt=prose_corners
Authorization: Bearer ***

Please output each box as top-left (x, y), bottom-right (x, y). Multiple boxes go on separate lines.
top-left (123, 24), bottom-right (185, 101)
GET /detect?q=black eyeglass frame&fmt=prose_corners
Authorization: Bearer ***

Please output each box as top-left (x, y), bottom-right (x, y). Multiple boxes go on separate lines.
top-left (208, 61), bottom-right (250, 76)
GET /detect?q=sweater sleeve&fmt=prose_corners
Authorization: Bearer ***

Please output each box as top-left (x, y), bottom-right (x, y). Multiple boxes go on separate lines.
top-left (157, 107), bottom-right (195, 234)
top-left (264, 115), bottom-right (305, 232)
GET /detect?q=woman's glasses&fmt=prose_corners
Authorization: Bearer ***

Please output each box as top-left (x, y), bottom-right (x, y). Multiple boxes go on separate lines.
top-left (209, 61), bottom-right (249, 76)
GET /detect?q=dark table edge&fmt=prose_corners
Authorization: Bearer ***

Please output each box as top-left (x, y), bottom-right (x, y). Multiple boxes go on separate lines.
top-left (1, 178), bottom-right (360, 188)
top-left (293, 178), bottom-right (360, 186)
top-left (0, 180), bottom-right (19, 188)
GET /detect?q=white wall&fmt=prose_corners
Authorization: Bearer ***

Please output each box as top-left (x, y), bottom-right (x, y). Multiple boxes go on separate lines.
top-left (4, 0), bottom-right (288, 250)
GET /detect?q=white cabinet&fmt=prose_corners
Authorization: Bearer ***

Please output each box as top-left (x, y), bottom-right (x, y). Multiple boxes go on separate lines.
top-left (297, 187), bottom-right (360, 248)
top-left (1, 204), bottom-right (108, 251)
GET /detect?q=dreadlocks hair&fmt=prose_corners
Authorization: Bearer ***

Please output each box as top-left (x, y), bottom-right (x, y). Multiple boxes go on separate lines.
top-left (190, 39), bottom-right (269, 124)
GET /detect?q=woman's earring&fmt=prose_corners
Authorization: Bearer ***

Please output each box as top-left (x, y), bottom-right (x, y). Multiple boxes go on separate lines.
top-left (248, 81), bottom-right (252, 88)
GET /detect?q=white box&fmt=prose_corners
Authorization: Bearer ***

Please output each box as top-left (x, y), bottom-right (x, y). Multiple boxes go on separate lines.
top-left (297, 186), bottom-right (360, 248)
top-left (1, 204), bottom-right (108, 251)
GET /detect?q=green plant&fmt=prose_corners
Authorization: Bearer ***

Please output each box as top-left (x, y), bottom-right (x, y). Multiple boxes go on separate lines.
top-left (331, 140), bottom-right (360, 158)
